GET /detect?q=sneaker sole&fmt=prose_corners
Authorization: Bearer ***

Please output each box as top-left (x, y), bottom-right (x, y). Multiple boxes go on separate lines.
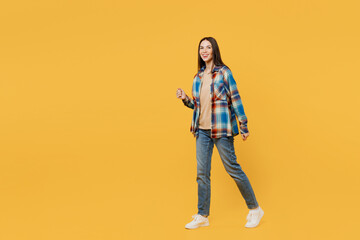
top-left (185, 222), bottom-right (210, 229)
top-left (245, 209), bottom-right (264, 228)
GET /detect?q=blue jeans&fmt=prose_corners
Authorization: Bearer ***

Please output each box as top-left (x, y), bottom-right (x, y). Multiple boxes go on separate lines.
top-left (196, 129), bottom-right (259, 216)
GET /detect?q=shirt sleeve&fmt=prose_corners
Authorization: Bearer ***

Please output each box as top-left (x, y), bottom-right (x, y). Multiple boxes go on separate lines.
top-left (182, 94), bottom-right (194, 109)
top-left (182, 73), bottom-right (198, 109)
top-left (223, 68), bottom-right (249, 134)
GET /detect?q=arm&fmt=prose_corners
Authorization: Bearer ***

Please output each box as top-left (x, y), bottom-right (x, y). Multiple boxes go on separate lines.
top-left (181, 74), bottom-right (198, 109)
top-left (223, 68), bottom-right (249, 134)
top-left (182, 94), bottom-right (194, 109)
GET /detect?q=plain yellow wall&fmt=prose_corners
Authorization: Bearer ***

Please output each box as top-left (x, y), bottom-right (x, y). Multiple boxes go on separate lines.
top-left (1, 1), bottom-right (359, 239)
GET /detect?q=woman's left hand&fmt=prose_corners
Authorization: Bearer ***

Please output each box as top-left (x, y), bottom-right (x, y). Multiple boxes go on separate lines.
top-left (241, 132), bottom-right (250, 141)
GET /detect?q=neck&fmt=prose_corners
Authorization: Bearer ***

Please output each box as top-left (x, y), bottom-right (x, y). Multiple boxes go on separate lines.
top-left (205, 61), bottom-right (214, 73)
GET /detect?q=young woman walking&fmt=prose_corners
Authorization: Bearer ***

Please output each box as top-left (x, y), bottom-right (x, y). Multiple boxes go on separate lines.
top-left (176, 37), bottom-right (264, 229)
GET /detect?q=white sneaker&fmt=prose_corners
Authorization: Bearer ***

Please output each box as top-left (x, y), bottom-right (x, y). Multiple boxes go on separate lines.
top-left (185, 214), bottom-right (209, 229)
top-left (245, 206), bottom-right (264, 228)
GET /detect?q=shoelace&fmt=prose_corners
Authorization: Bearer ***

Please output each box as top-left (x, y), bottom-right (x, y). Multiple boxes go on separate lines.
top-left (247, 212), bottom-right (257, 222)
top-left (192, 214), bottom-right (205, 222)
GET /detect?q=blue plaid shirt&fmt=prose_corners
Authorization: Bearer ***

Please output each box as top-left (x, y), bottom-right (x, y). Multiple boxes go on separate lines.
top-left (182, 65), bottom-right (249, 138)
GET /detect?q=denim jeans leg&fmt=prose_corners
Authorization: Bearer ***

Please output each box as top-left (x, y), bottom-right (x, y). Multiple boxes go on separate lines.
top-left (196, 129), bottom-right (214, 216)
top-left (214, 136), bottom-right (259, 209)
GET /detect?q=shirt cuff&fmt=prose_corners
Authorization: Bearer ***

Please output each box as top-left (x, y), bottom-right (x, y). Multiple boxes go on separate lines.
top-left (239, 122), bottom-right (249, 134)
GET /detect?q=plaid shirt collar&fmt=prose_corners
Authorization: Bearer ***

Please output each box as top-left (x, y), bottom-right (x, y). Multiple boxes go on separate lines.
top-left (199, 65), bottom-right (222, 77)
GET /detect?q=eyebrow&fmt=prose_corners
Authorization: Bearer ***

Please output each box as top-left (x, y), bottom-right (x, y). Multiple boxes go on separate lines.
top-left (200, 45), bottom-right (211, 47)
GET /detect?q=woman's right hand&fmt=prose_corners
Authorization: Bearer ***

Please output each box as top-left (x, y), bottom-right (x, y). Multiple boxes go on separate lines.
top-left (176, 88), bottom-right (186, 100)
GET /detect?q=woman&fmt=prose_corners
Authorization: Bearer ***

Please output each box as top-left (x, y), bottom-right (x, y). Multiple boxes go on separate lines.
top-left (176, 37), bottom-right (264, 229)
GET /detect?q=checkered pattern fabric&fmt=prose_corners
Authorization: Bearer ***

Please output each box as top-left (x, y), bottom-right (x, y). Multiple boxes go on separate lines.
top-left (182, 65), bottom-right (249, 138)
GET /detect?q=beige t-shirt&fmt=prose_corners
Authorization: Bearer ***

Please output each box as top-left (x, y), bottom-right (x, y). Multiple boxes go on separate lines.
top-left (199, 73), bottom-right (212, 129)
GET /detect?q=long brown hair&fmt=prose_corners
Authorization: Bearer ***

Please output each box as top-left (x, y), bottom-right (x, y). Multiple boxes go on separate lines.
top-left (197, 37), bottom-right (227, 71)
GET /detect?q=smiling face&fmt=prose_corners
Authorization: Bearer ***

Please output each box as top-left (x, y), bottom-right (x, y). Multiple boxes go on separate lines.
top-left (199, 40), bottom-right (213, 63)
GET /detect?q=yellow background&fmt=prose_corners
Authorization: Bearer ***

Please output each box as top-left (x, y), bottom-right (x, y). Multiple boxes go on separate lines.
top-left (1, 1), bottom-right (359, 239)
